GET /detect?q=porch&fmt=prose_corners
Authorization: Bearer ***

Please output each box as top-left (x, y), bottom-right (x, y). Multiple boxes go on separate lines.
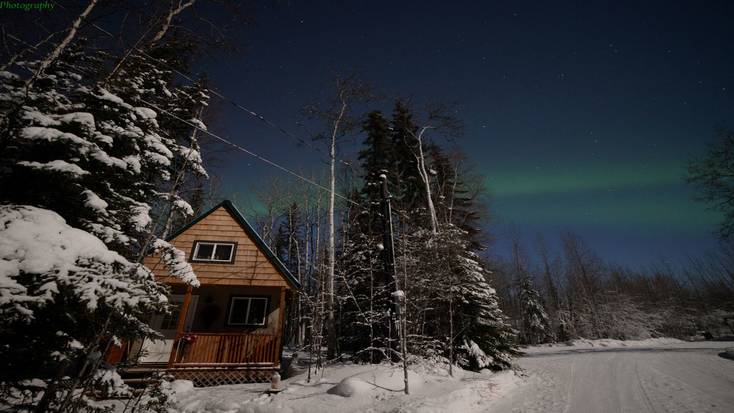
top-left (170, 332), bottom-right (279, 367)
top-left (127, 284), bottom-right (287, 384)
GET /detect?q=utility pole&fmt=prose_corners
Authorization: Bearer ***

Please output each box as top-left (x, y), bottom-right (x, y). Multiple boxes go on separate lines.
top-left (380, 173), bottom-right (409, 395)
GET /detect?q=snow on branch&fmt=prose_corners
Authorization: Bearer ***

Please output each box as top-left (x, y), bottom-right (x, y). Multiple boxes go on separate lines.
top-left (17, 160), bottom-right (89, 176)
top-left (151, 239), bottom-right (199, 287)
top-left (0, 205), bottom-right (166, 322)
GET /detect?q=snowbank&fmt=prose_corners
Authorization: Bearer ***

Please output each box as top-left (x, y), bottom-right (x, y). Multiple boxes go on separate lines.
top-left (167, 362), bottom-right (520, 413)
top-left (327, 377), bottom-right (375, 397)
top-left (326, 367), bottom-right (423, 397)
top-left (169, 380), bottom-right (195, 395)
top-left (522, 337), bottom-right (686, 354)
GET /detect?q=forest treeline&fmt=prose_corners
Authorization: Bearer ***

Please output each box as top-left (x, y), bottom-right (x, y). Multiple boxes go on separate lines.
top-left (247, 97), bottom-right (734, 359)
top-left (492, 234), bottom-right (734, 344)
top-left (247, 99), bottom-right (516, 371)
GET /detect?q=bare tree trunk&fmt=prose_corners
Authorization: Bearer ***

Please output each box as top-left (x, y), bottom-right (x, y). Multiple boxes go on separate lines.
top-left (326, 100), bottom-right (347, 359)
top-left (538, 237), bottom-right (560, 313)
top-left (313, 197), bottom-right (323, 369)
top-left (410, 127), bottom-right (438, 235)
top-left (160, 105), bottom-right (204, 240)
top-left (104, 25), bottom-right (154, 85)
top-left (448, 286), bottom-right (454, 377)
top-left (295, 230), bottom-right (303, 347)
top-left (447, 162), bottom-right (460, 224)
top-left (300, 192), bottom-right (312, 346)
top-left (149, 0), bottom-right (197, 46)
top-left (1, 31), bottom-right (62, 72)
top-left (400, 302), bottom-right (409, 394)
top-left (27, 0), bottom-right (98, 88)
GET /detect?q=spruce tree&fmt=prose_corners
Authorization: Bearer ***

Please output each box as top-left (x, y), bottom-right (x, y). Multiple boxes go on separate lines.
top-left (358, 110), bottom-right (392, 194)
top-left (519, 275), bottom-right (552, 344)
top-left (389, 100), bottom-right (423, 216)
top-left (0, 37), bottom-right (204, 410)
top-left (338, 111), bottom-right (396, 361)
top-left (413, 226), bottom-right (517, 371)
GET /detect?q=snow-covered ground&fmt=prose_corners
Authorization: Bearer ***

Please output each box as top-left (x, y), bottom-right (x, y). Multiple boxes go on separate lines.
top-left (152, 339), bottom-right (734, 412)
top-left (496, 339), bottom-right (734, 413)
top-left (522, 337), bottom-right (689, 354)
top-left (167, 361), bottom-right (520, 413)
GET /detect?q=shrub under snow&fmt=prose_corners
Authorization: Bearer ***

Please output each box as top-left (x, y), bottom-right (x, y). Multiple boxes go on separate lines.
top-left (0, 205), bottom-right (166, 321)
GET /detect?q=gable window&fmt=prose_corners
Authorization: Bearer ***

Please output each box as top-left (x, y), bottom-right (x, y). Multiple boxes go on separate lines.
top-left (227, 297), bottom-right (268, 326)
top-left (191, 241), bottom-right (236, 263)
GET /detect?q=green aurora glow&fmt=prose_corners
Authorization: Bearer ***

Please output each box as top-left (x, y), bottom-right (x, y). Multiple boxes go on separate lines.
top-left (485, 162), bottom-right (722, 233)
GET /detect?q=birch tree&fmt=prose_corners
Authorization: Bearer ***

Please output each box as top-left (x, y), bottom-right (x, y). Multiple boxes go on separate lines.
top-left (26, 0), bottom-right (98, 89)
top-left (304, 75), bottom-right (374, 359)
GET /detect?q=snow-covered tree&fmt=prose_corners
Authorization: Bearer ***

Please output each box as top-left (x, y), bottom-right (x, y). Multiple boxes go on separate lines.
top-left (304, 75), bottom-right (375, 359)
top-left (0, 205), bottom-right (166, 411)
top-left (439, 226), bottom-right (517, 371)
top-left (519, 275), bottom-right (552, 344)
top-left (339, 225), bottom-right (393, 362)
top-left (0, 30), bottom-right (205, 412)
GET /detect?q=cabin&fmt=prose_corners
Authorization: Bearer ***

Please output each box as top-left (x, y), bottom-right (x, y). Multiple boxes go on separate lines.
top-left (119, 200), bottom-right (300, 386)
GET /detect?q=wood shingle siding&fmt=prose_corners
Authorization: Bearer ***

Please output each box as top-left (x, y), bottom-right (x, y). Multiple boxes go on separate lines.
top-left (143, 204), bottom-right (297, 288)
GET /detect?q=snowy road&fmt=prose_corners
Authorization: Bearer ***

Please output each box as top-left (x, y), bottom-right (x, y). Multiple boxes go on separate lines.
top-left (490, 343), bottom-right (734, 413)
top-left (159, 340), bottom-right (734, 413)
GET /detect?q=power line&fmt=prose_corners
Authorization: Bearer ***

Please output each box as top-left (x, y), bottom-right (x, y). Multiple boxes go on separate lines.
top-left (7, 18), bottom-right (407, 220)
top-left (52, 2), bottom-right (348, 167)
top-left (81, 22), bottom-right (392, 217)
top-left (137, 97), bottom-right (363, 210)
top-left (83, 21), bottom-right (357, 171)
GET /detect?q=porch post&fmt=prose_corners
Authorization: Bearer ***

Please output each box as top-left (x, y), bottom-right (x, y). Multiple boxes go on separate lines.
top-left (277, 287), bottom-right (286, 366)
top-left (167, 285), bottom-right (193, 368)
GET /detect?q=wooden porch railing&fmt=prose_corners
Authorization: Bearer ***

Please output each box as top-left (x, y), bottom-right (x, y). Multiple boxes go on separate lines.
top-left (170, 333), bottom-right (280, 367)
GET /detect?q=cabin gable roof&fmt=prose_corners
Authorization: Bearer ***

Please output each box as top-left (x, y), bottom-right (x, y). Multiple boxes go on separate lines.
top-left (165, 200), bottom-right (301, 289)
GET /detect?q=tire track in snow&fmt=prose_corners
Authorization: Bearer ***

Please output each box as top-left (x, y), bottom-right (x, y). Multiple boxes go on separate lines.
top-left (647, 364), bottom-right (732, 412)
top-left (635, 360), bottom-right (658, 413)
top-left (561, 357), bottom-right (574, 413)
top-left (494, 344), bottom-right (734, 413)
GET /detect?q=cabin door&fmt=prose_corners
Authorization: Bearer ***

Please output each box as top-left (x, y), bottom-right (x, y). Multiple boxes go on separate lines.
top-left (139, 294), bottom-right (199, 363)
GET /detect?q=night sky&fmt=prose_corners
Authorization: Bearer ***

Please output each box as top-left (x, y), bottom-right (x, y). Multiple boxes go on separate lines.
top-left (197, 1), bottom-right (733, 267)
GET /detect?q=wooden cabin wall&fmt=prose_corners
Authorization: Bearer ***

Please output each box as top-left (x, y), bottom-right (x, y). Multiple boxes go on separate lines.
top-left (143, 206), bottom-right (290, 289)
top-left (189, 286), bottom-right (282, 335)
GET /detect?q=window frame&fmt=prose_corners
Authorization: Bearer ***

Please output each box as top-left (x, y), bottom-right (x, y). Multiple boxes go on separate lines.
top-left (190, 240), bottom-right (238, 264)
top-left (226, 296), bottom-right (270, 327)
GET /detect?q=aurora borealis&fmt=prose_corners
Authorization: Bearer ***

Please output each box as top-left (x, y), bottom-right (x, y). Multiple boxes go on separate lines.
top-left (201, 0), bottom-right (732, 266)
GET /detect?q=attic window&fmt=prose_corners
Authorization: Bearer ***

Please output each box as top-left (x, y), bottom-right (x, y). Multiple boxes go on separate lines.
top-left (191, 241), bottom-right (236, 263)
top-left (227, 297), bottom-right (268, 326)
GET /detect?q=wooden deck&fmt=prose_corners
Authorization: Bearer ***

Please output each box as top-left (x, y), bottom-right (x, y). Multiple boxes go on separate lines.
top-left (170, 332), bottom-right (280, 367)
top-left (123, 332), bottom-right (281, 386)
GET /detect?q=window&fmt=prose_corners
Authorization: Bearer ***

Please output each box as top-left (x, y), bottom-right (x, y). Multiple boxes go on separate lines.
top-left (192, 241), bottom-right (236, 263)
top-left (227, 297), bottom-right (268, 326)
top-left (160, 302), bottom-right (182, 330)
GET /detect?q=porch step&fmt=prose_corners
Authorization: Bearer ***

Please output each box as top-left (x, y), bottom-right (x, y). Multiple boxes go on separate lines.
top-left (122, 377), bottom-right (161, 386)
top-left (119, 364), bottom-right (167, 388)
